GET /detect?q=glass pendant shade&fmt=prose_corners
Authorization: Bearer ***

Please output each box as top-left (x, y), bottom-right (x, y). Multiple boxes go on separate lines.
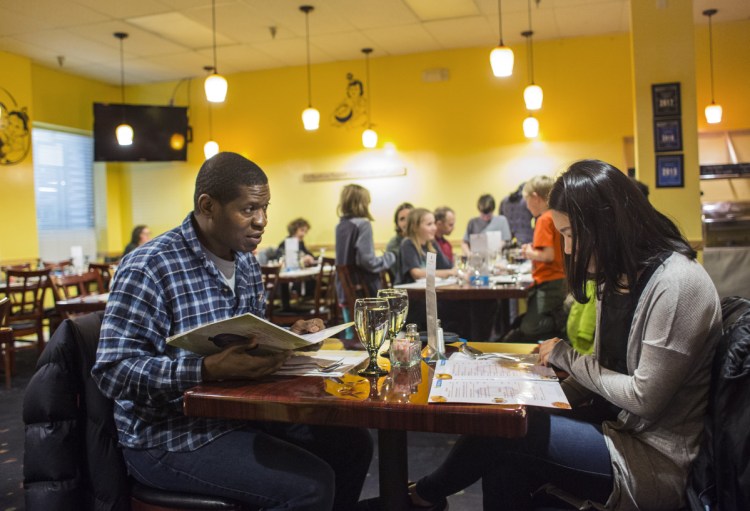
top-left (523, 116), bottom-right (539, 138)
top-left (490, 45), bottom-right (514, 77)
top-left (524, 84), bottom-right (543, 110)
top-left (204, 140), bottom-right (220, 159)
top-left (705, 103), bottom-right (723, 124)
top-left (362, 128), bottom-right (378, 149)
top-left (302, 106), bottom-right (320, 131)
top-left (116, 123), bottom-right (133, 146)
top-left (204, 73), bottom-right (227, 103)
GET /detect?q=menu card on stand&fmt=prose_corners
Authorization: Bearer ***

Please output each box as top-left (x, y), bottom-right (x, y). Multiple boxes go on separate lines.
top-left (284, 237), bottom-right (300, 270)
top-left (424, 252), bottom-right (445, 361)
top-left (428, 353), bottom-right (571, 409)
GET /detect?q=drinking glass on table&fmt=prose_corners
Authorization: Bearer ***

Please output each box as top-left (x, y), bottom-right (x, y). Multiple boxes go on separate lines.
top-left (377, 288), bottom-right (409, 353)
top-left (354, 297), bottom-right (390, 376)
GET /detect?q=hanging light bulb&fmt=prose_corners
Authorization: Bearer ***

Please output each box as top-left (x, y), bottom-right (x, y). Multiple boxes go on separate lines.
top-left (204, 140), bottom-right (219, 159)
top-left (703, 9), bottom-right (722, 124)
top-left (490, 0), bottom-right (514, 77)
top-left (523, 115), bottom-right (539, 138)
top-left (204, 77), bottom-right (220, 159)
top-left (204, 0), bottom-right (227, 103)
top-left (522, 29), bottom-right (543, 111)
top-left (361, 48), bottom-right (378, 148)
top-left (113, 32), bottom-right (133, 146)
top-left (300, 5), bottom-right (319, 131)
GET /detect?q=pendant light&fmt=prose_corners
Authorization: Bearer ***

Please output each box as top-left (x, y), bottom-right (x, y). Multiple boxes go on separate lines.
top-left (300, 5), bottom-right (320, 131)
top-left (361, 48), bottom-right (377, 148)
top-left (523, 115), bottom-right (539, 138)
top-left (204, 0), bottom-right (227, 103)
top-left (114, 32), bottom-right (133, 146)
top-left (489, 0), bottom-right (514, 77)
top-left (522, 29), bottom-right (543, 111)
top-left (203, 66), bottom-right (220, 159)
top-left (703, 9), bottom-right (722, 124)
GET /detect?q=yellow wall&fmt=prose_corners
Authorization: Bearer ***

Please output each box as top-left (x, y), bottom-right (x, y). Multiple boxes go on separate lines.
top-left (0, 50), bottom-right (36, 262)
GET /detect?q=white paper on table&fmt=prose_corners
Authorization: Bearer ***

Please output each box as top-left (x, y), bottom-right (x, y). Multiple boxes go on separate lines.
top-left (428, 378), bottom-right (571, 409)
top-left (435, 353), bottom-right (559, 381)
top-left (284, 237), bottom-right (300, 269)
top-left (70, 245), bottom-right (84, 270)
top-left (469, 233), bottom-right (488, 253)
top-left (274, 350), bottom-right (368, 377)
top-left (485, 231), bottom-right (502, 254)
top-left (425, 252), bottom-right (438, 353)
top-left (394, 278), bottom-right (454, 289)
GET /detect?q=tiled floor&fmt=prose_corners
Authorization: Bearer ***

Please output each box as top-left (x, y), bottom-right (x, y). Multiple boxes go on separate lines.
top-left (1, 349), bottom-right (484, 511)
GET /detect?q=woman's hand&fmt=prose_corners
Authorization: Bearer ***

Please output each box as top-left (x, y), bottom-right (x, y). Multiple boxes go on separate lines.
top-left (538, 337), bottom-right (563, 366)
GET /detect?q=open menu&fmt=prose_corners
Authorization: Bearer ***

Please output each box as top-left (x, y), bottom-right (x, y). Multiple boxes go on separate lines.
top-left (166, 313), bottom-right (353, 356)
top-left (428, 353), bottom-right (571, 409)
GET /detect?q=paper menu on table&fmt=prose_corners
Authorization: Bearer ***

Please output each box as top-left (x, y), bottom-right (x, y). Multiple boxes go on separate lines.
top-left (425, 252), bottom-right (438, 354)
top-left (428, 353), bottom-right (571, 409)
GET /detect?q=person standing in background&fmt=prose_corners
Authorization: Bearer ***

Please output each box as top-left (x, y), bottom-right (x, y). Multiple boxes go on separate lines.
top-left (461, 194), bottom-right (511, 256)
top-left (500, 183), bottom-right (534, 245)
top-left (434, 206), bottom-right (456, 264)
top-left (335, 184), bottom-right (395, 299)
top-left (122, 225), bottom-right (151, 257)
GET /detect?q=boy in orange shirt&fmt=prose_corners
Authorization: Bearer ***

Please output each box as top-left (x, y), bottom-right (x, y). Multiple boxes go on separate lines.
top-left (503, 175), bottom-right (567, 342)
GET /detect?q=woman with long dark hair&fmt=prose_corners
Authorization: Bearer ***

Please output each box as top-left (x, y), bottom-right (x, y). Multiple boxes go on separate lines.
top-left (408, 160), bottom-right (722, 510)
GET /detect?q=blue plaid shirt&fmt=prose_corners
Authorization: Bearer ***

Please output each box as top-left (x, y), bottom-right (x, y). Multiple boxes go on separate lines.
top-left (92, 213), bottom-right (266, 452)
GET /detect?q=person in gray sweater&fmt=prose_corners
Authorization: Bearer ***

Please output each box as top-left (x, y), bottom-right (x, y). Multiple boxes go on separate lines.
top-left (409, 160), bottom-right (721, 511)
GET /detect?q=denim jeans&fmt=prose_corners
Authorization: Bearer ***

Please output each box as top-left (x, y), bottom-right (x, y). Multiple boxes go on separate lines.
top-left (123, 423), bottom-right (373, 511)
top-left (415, 411), bottom-right (614, 510)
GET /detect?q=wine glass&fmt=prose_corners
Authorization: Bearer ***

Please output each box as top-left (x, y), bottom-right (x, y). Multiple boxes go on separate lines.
top-left (354, 298), bottom-right (390, 376)
top-left (377, 288), bottom-right (409, 353)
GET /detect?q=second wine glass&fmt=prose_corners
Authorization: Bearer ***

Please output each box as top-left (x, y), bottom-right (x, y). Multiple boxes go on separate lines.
top-left (377, 288), bottom-right (409, 351)
top-left (354, 297), bottom-right (390, 376)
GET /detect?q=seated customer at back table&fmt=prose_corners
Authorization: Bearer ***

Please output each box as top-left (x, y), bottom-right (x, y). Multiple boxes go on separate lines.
top-left (399, 208), bottom-right (456, 284)
top-left (92, 152), bottom-right (373, 511)
top-left (277, 217), bottom-right (316, 267)
top-left (408, 159), bottom-right (721, 511)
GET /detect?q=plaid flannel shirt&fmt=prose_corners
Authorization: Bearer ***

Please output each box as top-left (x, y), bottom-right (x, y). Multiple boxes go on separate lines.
top-left (92, 213), bottom-right (265, 451)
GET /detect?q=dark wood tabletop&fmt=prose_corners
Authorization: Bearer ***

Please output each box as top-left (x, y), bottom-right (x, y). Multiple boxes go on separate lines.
top-left (184, 342), bottom-right (532, 510)
top-left (402, 280), bottom-right (532, 301)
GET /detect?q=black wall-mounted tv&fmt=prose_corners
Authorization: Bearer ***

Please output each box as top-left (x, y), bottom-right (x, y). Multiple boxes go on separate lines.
top-left (93, 103), bottom-right (189, 162)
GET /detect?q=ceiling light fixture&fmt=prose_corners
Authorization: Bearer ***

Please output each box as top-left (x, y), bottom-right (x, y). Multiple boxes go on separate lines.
top-left (203, 66), bottom-right (220, 159)
top-left (490, 0), bottom-right (514, 77)
top-left (703, 8), bottom-right (722, 124)
top-left (300, 5), bottom-right (320, 131)
top-left (523, 115), bottom-right (539, 138)
top-left (361, 48), bottom-right (377, 149)
top-left (522, 29), bottom-right (542, 111)
top-left (114, 32), bottom-right (133, 146)
top-left (204, 0), bottom-right (227, 103)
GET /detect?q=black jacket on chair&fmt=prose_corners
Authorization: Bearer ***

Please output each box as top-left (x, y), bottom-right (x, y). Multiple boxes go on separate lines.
top-left (688, 296), bottom-right (750, 511)
top-left (23, 312), bottom-right (130, 511)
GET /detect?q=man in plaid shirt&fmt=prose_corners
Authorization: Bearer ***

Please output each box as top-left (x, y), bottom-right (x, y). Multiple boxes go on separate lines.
top-left (93, 152), bottom-right (372, 510)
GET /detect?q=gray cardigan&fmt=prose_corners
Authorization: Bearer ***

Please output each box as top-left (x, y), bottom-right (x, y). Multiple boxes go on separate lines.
top-left (549, 253), bottom-right (722, 511)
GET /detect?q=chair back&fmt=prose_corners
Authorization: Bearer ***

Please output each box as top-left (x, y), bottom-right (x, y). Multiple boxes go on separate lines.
top-left (0, 296), bottom-right (9, 326)
top-left (43, 259), bottom-right (73, 271)
top-left (260, 265), bottom-right (281, 319)
top-left (335, 265), bottom-right (371, 320)
top-left (5, 268), bottom-right (50, 323)
top-left (88, 262), bottom-right (114, 291)
top-left (50, 270), bottom-right (104, 301)
top-left (314, 258), bottom-right (339, 323)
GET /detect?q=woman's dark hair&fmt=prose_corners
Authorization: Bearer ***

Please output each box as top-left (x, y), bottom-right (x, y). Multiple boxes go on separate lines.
top-left (393, 202), bottom-right (414, 234)
top-left (286, 218), bottom-right (310, 236)
top-left (549, 159), bottom-right (695, 302)
top-left (130, 225), bottom-right (147, 245)
top-left (477, 194), bottom-right (495, 214)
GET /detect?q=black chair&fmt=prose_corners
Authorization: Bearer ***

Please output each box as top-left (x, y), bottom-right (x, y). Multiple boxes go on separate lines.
top-left (23, 312), bottom-right (253, 510)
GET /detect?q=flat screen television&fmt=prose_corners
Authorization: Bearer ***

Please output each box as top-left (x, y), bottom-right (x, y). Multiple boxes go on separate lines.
top-left (93, 103), bottom-right (189, 162)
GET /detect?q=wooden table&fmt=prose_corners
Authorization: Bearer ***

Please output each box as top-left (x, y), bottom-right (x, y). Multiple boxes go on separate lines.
top-left (56, 292), bottom-right (109, 316)
top-left (399, 280), bottom-right (533, 341)
top-left (183, 342), bottom-right (534, 510)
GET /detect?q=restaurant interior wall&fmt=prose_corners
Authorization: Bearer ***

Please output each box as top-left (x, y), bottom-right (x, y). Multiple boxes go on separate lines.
top-left (1, 20), bottom-right (748, 261)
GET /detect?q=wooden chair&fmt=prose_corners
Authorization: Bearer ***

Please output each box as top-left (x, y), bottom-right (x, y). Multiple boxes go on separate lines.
top-left (49, 270), bottom-right (106, 329)
top-left (4, 268), bottom-right (50, 356)
top-left (335, 264), bottom-right (371, 321)
top-left (88, 262), bottom-right (115, 291)
top-left (1, 263), bottom-right (31, 282)
top-left (268, 258), bottom-right (338, 326)
top-left (43, 259), bottom-right (73, 272)
top-left (0, 297), bottom-right (13, 389)
top-left (260, 265), bottom-right (281, 320)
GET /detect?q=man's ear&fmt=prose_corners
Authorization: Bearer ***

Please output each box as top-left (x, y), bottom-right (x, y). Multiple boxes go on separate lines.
top-left (195, 193), bottom-right (216, 217)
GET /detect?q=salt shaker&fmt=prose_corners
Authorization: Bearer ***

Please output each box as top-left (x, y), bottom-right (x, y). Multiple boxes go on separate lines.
top-left (391, 323), bottom-right (421, 367)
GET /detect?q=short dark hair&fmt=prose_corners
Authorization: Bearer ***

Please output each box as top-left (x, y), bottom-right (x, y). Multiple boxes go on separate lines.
top-left (193, 152), bottom-right (268, 210)
top-left (287, 218), bottom-right (310, 236)
top-left (549, 159), bottom-right (695, 303)
top-left (477, 194), bottom-right (495, 214)
top-left (434, 206), bottom-right (454, 222)
top-left (130, 225), bottom-right (147, 245)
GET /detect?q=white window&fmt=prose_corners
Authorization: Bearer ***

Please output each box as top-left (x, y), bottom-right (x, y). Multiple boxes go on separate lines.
top-left (32, 126), bottom-right (97, 263)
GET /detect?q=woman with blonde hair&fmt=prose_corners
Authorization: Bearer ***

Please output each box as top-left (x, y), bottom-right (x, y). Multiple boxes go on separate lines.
top-left (399, 208), bottom-right (455, 285)
top-left (334, 184), bottom-right (395, 298)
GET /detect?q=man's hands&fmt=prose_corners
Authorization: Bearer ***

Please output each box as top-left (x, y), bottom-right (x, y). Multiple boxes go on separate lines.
top-left (290, 318), bottom-right (325, 334)
top-left (202, 340), bottom-right (291, 382)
